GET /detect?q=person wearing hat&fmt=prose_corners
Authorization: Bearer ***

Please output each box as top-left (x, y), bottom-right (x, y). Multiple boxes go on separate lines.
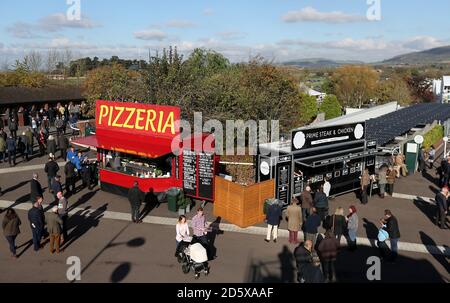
top-left (45, 206), bottom-right (63, 254)
top-left (44, 155), bottom-right (59, 193)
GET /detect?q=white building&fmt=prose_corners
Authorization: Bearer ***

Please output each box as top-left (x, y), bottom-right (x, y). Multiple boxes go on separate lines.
top-left (307, 88), bottom-right (327, 105)
top-left (433, 76), bottom-right (450, 103)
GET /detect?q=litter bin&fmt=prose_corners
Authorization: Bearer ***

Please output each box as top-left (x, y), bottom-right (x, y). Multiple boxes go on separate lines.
top-left (167, 188), bottom-right (181, 212)
top-left (264, 198), bottom-right (277, 215)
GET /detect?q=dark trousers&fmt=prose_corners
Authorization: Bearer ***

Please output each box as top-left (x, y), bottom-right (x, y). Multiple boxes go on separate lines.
top-left (7, 150), bottom-right (16, 165)
top-left (377, 240), bottom-right (390, 260)
top-left (316, 208), bottom-right (328, 222)
top-left (27, 144), bottom-right (33, 157)
top-left (301, 208), bottom-right (311, 224)
top-left (361, 185), bottom-right (369, 204)
top-left (436, 208), bottom-right (447, 229)
top-left (61, 148), bottom-right (67, 161)
top-left (0, 151), bottom-right (4, 162)
top-left (65, 177), bottom-right (76, 194)
top-left (10, 130), bottom-right (17, 139)
top-left (131, 203), bottom-right (141, 222)
top-left (47, 175), bottom-right (53, 191)
top-left (60, 215), bottom-right (68, 241)
top-left (390, 238), bottom-right (399, 262)
top-left (39, 144), bottom-right (45, 156)
top-left (387, 184), bottom-right (394, 195)
top-left (321, 259), bottom-right (336, 281)
top-left (31, 228), bottom-right (42, 251)
top-left (5, 235), bottom-right (17, 255)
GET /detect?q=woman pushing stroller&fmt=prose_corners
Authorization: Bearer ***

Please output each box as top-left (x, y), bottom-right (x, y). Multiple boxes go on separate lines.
top-left (175, 215), bottom-right (190, 259)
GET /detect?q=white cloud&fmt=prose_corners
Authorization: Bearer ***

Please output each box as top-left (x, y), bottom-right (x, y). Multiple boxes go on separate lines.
top-left (217, 31), bottom-right (247, 40)
top-left (203, 8), bottom-right (214, 16)
top-left (38, 13), bottom-right (99, 32)
top-left (134, 29), bottom-right (167, 41)
top-left (402, 36), bottom-right (446, 51)
top-left (282, 6), bottom-right (367, 23)
top-left (166, 19), bottom-right (196, 28)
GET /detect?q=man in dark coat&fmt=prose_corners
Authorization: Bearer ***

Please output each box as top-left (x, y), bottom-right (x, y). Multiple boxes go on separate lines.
top-left (44, 156), bottom-right (59, 193)
top-left (8, 117), bottom-right (18, 140)
top-left (81, 159), bottom-right (92, 190)
top-left (5, 135), bottom-right (16, 166)
top-left (435, 187), bottom-right (448, 229)
top-left (317, 230), bottom-right (340, 283)
top-left (303, 208), bottom-right (321, 246)
top-left (51, 175), bottom-right (63, 200)
top-left (294, 240), bottom-right (323, 283)
top-left (313, 187), bottom-right (329, 222)
top-left (128, 181), bottom-right (145, 223)
top-left (57, 133), bottom-right (68, 160)
top-left (28, 197), bottom-right (45, 251)
top-left (30, 173), bottom-right (43, 204)
top-left (64, 161), bottom-right (76, 195)
top-left (384, 210), bottom-right (401, 262)
top-left (264, 201), bottom-right (282, 243)
top-left (24, 127), bottom-right (34, 157)
top-left (300, 186), bottom-right (313, 223)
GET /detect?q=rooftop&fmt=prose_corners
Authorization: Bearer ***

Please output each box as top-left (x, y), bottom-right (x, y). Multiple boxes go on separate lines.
top-left (0, 86), bottom-right (85, 106)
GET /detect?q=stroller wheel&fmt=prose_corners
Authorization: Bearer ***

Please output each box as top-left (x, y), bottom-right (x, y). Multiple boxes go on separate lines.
top-left (182, 264), bottom-right (190, 274)
top-left (195, 273), bottom-right (200, 280)
top-left (204, 268), bottom-right (210, 276)
top-left (177, 255), bottom-right (183, 264)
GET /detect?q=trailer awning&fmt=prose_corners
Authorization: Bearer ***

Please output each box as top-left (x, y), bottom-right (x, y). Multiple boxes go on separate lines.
top-left (71, 134), bottom-right (177, 159)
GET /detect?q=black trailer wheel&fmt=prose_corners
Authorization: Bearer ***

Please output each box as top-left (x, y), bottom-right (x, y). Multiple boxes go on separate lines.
top-left (182, 264), bottom-right (190, 274)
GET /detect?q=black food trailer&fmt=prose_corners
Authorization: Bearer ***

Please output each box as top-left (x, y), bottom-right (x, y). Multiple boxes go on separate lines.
top-left (257, 122), bottom-right (378, 206)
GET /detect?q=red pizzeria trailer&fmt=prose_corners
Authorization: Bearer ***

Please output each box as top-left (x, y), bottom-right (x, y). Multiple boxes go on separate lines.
top-left (71, 100), bottom-right (218, 201)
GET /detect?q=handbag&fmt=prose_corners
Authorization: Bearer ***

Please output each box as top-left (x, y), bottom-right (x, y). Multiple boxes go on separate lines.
top-left (378, 228), bottom-right (389, 242)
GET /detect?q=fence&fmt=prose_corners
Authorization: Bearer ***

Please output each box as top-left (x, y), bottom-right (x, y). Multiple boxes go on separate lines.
top-left (213, 177), bottom-right (275, 228)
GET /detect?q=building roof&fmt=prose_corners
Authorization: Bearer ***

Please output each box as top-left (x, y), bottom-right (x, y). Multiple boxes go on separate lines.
top-left (0, 86), bottom-right (84, 105)
top-left (366, 103), bottom-right (450, 146)
top-left (298, 102), bottom-right (400, 130)
top-left (307, 89), bottom-right (325, 96)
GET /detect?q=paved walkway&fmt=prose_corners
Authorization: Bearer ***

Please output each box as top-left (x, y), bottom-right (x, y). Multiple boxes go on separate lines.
top-left (1, 199), bottom-right (448, 257)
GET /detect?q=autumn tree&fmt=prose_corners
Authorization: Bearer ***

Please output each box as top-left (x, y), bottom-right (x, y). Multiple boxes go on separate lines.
top-left (319, 95), bottom-right (342, 120)
top-left (332, 65), bottom-right (379, 108)
top-left (83, 63), bottom-right (147, 116)
top-left (376, 75), bottom-right (413, 105)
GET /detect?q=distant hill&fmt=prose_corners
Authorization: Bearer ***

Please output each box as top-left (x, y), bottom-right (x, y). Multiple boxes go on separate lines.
top-left (382, 45), bottom-right (450, 65)
top-left (283, 58), bottom-right (364, 68)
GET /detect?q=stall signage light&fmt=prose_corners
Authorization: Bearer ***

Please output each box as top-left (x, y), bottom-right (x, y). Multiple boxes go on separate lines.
top-left (96, 100), bottom-right (181, 138)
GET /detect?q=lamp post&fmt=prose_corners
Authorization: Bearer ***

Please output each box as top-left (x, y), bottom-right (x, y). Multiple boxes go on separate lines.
top-left (444, 137), bottom-right (449, 158)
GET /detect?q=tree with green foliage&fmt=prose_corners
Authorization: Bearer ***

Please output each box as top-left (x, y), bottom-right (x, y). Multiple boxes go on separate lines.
top-left (299, 93), bottom-right (318, 124)
top-left (319, 95), bottom-right (342, 120)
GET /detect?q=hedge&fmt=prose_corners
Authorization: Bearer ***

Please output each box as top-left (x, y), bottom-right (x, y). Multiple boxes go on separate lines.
top-left (423, 125), bottom-right (444, 150)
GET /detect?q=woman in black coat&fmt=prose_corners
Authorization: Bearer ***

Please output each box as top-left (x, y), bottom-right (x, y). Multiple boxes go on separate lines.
top-left (2, 209), bottom-right (21, 258)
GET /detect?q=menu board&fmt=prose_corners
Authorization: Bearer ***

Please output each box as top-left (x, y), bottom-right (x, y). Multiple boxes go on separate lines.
top-left (182, 150), bottom-right (197, 196)
top-left (293, 175), bottom-right (303, 196)
top-left (198, 153), bottom-right (215, 200)
top-left (276, 155), bottom-right (292, 206)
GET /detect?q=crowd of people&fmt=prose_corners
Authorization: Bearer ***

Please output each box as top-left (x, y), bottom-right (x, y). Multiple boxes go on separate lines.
top-left (264, 182), bottom-right (403, 283)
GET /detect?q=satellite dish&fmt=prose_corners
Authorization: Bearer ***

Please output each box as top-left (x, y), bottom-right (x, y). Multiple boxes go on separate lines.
top-left (414, 135), bottom-right (424, 145)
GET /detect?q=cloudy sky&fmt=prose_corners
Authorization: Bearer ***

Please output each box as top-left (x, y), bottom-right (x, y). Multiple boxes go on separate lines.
top-left (0, 0), bottom-right (449, 65)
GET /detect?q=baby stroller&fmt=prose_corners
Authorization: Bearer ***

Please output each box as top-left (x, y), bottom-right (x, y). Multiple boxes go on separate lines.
top-left (176, 238), bottom-right (210, 279)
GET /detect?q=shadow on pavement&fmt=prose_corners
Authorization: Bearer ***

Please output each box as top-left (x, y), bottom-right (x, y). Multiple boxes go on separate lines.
top-left (207, 216), bottom-right (224, 261)
top-left (419, 231), bottom-right (450, 275)
top-left (363, 218), bottom-right (378, 248)
top-left (111, 262), bottom-right (132, 283)
top-left (62, 204), bottom-right (108, 251)
top-left (1, 180), bottom-right (29, 196)
top-left (413, 198), bottom-right (437, 226)
top-left (245, 243), bottom-right (447, 283)
top-left (67, 189), bottom-right (100, 212)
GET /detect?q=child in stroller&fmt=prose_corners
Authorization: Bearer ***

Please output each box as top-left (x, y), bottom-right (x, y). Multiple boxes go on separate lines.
top-left (176, 236), bottom-right (210, 279)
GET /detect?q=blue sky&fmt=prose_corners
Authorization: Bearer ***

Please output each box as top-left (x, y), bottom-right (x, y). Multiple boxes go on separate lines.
top-left (0, 0), bottom-right (449, 65)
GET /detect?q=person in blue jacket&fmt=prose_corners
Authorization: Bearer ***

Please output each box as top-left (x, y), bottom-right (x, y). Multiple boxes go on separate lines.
top-left (66, 146), bottom-right (76, 163)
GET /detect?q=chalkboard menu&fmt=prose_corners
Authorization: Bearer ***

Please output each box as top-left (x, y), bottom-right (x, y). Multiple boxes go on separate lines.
top-left (293, 175), bottom-right (303, 196)
top-left (182, 150), bottom-right (197, 196)
top-left (198, 153), bottom-right (215, 200)
top-left (276, 155), bottom-right (292, 206)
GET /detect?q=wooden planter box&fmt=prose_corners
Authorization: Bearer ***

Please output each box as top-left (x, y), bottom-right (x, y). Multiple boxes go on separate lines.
top-left (213, 177), bottom-right (275, 228)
